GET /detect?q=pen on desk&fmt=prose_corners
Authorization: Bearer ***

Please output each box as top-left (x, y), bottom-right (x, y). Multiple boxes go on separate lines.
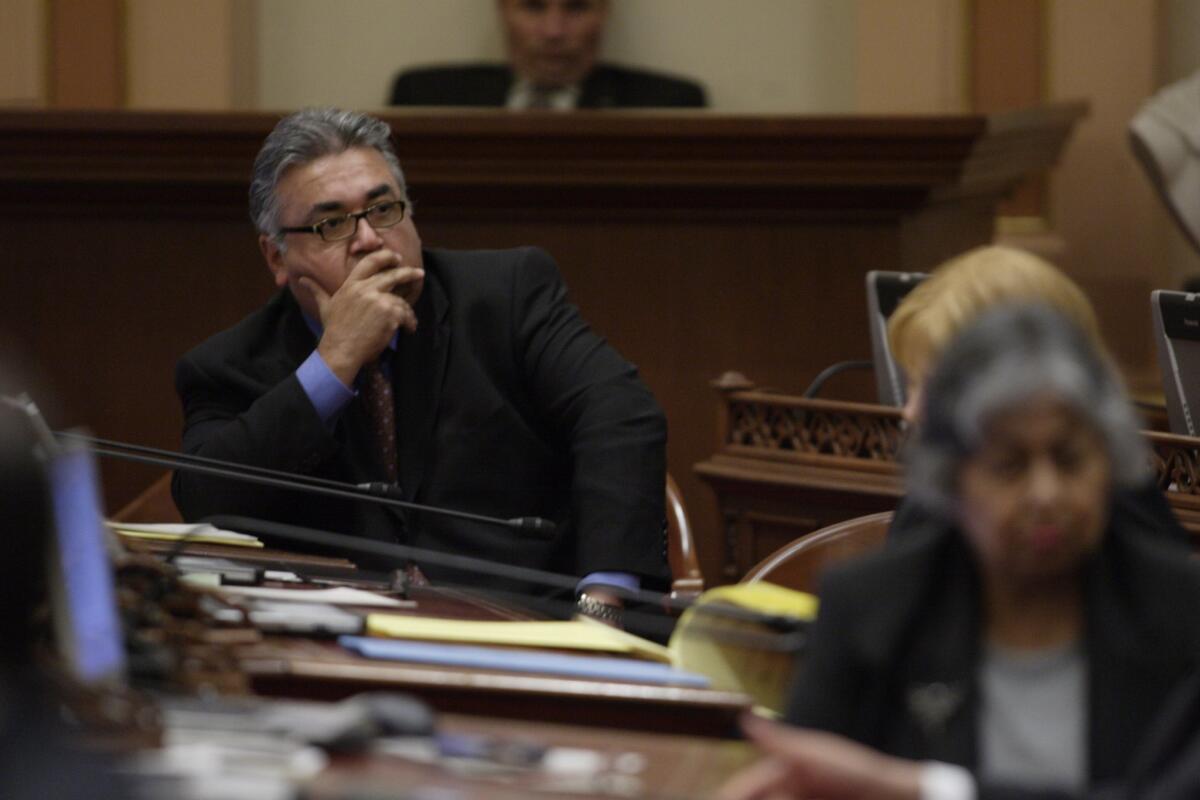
top-left (435, 732), bottom-right (546, 767)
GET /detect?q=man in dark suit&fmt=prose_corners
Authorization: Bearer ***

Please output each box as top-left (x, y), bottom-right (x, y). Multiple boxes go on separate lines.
top-left (173, 108), bottom-right (667, 617)
top-left (721, 306), bottom-right (1200, 800)
top-left (390, 0), bottom-right (706, 109)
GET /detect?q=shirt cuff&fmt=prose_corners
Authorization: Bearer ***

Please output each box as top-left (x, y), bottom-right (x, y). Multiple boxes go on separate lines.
top-left (919, 762), bottom-right (976, 800)
top-left (576, 571), bottom-right (640, 597)
top-left (296, 349), bottom-right (355, 425)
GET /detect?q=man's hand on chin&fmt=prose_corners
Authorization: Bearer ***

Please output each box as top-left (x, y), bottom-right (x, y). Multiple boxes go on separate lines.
top-left (303, 250), bottom-right (424, 385)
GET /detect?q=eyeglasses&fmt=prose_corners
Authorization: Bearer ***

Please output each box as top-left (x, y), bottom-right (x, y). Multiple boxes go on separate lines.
top-left (278, 199), bottom-right (407, 243)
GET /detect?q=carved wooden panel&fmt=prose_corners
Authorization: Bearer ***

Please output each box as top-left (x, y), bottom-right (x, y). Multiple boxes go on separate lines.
top-left (726, 395), bottom-right (906, 463)
top-left (1150, 433), bottom-right (1200, 494)
top-left (697, 380), bottom-right (1200, 582)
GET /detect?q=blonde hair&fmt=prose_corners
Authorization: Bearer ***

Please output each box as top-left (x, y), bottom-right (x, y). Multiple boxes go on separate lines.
top-left (888, 245), bottom-right (1103, 380)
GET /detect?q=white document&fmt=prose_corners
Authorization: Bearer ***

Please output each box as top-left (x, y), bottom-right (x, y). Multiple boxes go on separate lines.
top-left (108, 521), bottom-right (263, 547)
top-left (212, 585), bottom-right (412, 609)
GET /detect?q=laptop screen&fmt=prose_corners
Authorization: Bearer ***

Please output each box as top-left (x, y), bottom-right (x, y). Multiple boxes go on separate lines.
top-left (48, 443), bottom-right (126, 684)
top-left (866, 271), bottom-right (927, 407)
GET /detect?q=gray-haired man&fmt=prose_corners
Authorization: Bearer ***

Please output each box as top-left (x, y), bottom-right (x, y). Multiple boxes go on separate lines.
top-left (173, 108), bottom-right (667, 616)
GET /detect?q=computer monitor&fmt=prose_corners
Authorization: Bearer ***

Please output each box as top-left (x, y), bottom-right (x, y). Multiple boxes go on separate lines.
top-left (46, 440), bottom-right (126, 685)
top-left (1152, 290), bottom-right (1200, 436)
top-left (866, 270), bottom-right (927, 407)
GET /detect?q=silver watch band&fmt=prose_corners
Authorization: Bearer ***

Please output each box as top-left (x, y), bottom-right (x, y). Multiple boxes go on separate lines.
top-left (576, 592), bottom-right (623, 623)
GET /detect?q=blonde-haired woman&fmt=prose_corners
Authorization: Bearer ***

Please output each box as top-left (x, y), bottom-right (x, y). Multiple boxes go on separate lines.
top-left (721, 305), bottom-right (1200, 800)
top-left (888, 245), bottom-right (1103, 424)
top-left (886, 245), bottom-right (1185, 546)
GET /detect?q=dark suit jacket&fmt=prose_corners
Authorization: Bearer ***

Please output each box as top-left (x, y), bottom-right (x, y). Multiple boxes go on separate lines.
top-left (173, 247), bottom-right (668, 592)
top-left (786, 517), bottom-right (1200, 789)
top-left (389, 62), bottom-right (707, 108)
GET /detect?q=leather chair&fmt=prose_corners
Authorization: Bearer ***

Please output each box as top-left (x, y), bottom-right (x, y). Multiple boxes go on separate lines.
top-left (741, 511), bottom-right (893, 594)
top-left (666, 473), bottom-right (704, 602)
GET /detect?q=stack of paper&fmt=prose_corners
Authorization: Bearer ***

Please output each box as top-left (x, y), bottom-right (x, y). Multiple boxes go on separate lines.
top-left (108, 522), bottom-right (264, 548)
top-left (216, 585), bottom-right (412, 609)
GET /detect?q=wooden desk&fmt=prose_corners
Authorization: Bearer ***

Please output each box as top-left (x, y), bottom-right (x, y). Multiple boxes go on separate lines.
top-left (241, 636), bottom-right (747, 740)
top-left (310, 712), bottom-right (755, 799)
top-left (119, 537), bottom-right (752, 738)
top-left (120, 536), bottom-right (361, 577)
top-left (237, 584), bottom-right (749, 739)
top-left (695, 374), bottom-right (1200, 581)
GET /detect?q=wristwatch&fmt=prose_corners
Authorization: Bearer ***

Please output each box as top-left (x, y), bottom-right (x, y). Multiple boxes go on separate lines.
top-left (576, 592), bottom-right (624, 624)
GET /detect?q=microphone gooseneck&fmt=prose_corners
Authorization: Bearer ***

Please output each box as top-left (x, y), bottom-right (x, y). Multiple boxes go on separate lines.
top-left (60, 432), bottom-right (557, 539)
top-left (62, 429), bottom-right (811, 647)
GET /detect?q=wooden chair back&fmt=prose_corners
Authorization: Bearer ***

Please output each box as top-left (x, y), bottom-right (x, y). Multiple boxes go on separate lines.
top-left (741, 511), bottom-right (893, 594)
top-left (666, 473), bottom-right (704, 601)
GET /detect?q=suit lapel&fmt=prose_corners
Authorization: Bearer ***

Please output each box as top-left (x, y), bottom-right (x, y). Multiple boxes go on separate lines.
top-left (1083, 530), bottom-right (1200, 783)
top-left (492, 68), bottom-right (518, 105)
top-left (279, 291), bottom-right (320, 376)
top-left (396, 258), bottom-right (450, 503)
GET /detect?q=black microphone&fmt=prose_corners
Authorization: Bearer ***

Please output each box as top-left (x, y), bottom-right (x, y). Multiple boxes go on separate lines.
top-left (57, 433), bottom-right (558, 540)
top-left (205, 514), bottom-right (812, 650)
top-left (203, 513), bottom-right (810, 648)
top-left (207, 514), bottom-right (582, 595)
top-left (355, 482), bottom-right (556, 538)
top-left (507, 517), bottom-right (559, 537)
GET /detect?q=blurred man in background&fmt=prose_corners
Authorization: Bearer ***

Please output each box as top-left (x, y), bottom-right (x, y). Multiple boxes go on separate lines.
top-left (390, 0), bottom-right (707, 109)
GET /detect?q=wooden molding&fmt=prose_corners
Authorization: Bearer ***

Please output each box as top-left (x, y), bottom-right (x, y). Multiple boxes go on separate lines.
top-left (0, 105), bottom-right (1087, 218)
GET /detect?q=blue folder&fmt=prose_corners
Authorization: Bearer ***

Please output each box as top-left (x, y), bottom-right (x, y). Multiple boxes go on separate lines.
top-left (338, 635), bottom-right (711, 688)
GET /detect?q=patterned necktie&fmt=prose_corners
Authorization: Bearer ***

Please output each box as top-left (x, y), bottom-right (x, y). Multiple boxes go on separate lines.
top-left (359, 359), bottom-right (399, 484)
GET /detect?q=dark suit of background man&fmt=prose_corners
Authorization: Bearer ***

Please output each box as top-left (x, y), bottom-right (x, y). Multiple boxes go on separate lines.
top-left (173, 108), bottom-right (667, 618)
top-left (390, 0), bottom-right (707, 110)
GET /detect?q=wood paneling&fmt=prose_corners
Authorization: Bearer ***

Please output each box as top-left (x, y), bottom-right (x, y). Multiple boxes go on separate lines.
top-left (971, 0), bottom-right (1046, 217)
top-left (46, 0), bottom-right (123, 108)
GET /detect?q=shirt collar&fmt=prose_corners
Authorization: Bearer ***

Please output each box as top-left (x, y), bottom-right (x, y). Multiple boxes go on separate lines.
top-left (507, 79), bottom-right (581, 110)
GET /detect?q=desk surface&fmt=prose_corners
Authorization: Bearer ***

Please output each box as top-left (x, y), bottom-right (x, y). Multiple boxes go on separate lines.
top-left (238, 585), bottom-right (750, 738)
top-left (242, 636), bottom-right (748, 739)
top-left (310, 712), bottom-right (756, 800)
top-left (120, 536), bottom-right (754, 738)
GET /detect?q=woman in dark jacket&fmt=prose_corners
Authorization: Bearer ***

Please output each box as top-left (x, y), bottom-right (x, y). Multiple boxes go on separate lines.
top-left (723, 305), bottom-right (1200, 800)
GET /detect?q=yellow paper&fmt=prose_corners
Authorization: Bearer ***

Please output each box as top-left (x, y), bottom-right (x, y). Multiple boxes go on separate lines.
top-left (365, 614), bottom-right (671, 662)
